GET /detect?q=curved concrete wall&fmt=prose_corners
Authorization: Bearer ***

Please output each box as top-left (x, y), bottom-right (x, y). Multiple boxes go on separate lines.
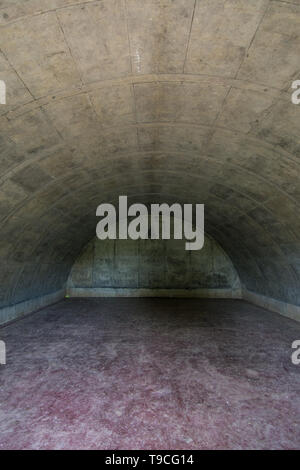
top-left (67, 234), bottom-right (241, 295)
top-left (0, 0), bottom-right (299, 317)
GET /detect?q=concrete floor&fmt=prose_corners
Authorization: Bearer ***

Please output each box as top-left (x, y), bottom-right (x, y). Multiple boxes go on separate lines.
top-left (0, 298), bottom-right (299, 450)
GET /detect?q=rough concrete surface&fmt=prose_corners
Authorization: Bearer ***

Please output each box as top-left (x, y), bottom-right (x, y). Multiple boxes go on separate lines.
top-left (0, 298), bottom-right (299, 450)
top-left (0, 0), bottom-right (299, 318)
top-left (67, 234), bottom-right (240, 290)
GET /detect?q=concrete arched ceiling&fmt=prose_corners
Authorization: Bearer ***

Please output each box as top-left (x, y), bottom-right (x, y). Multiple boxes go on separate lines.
top-left (0, 0), bottom-right (300, 308)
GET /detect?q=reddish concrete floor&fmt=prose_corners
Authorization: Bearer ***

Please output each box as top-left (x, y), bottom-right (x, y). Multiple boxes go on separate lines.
top-left (0, 298), bottom-right (299, 450)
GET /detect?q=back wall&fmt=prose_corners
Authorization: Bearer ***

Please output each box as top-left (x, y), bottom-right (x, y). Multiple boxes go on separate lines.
top-left (67, 232), bottom-right (241, 297)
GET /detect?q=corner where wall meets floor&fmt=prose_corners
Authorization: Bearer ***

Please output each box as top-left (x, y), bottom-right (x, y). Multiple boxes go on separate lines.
top-left (1, 287), bottom-right (300, 328)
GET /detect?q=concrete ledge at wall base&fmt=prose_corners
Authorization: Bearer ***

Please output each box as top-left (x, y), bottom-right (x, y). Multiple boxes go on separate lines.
top-left (243, 289), bottom-right (300, 322)
top-left (0, 289), bottom-right (65, 327)
top-left (68, 287), bottom-right (300, 322)
top-left (1, 287), bottom-right (299, 326)
top-left (66, 287), bottom-right (243, 299)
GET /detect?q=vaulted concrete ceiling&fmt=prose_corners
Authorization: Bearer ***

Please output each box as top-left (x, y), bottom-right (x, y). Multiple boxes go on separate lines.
top-left (0, 0), bottom-right (300, 308)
